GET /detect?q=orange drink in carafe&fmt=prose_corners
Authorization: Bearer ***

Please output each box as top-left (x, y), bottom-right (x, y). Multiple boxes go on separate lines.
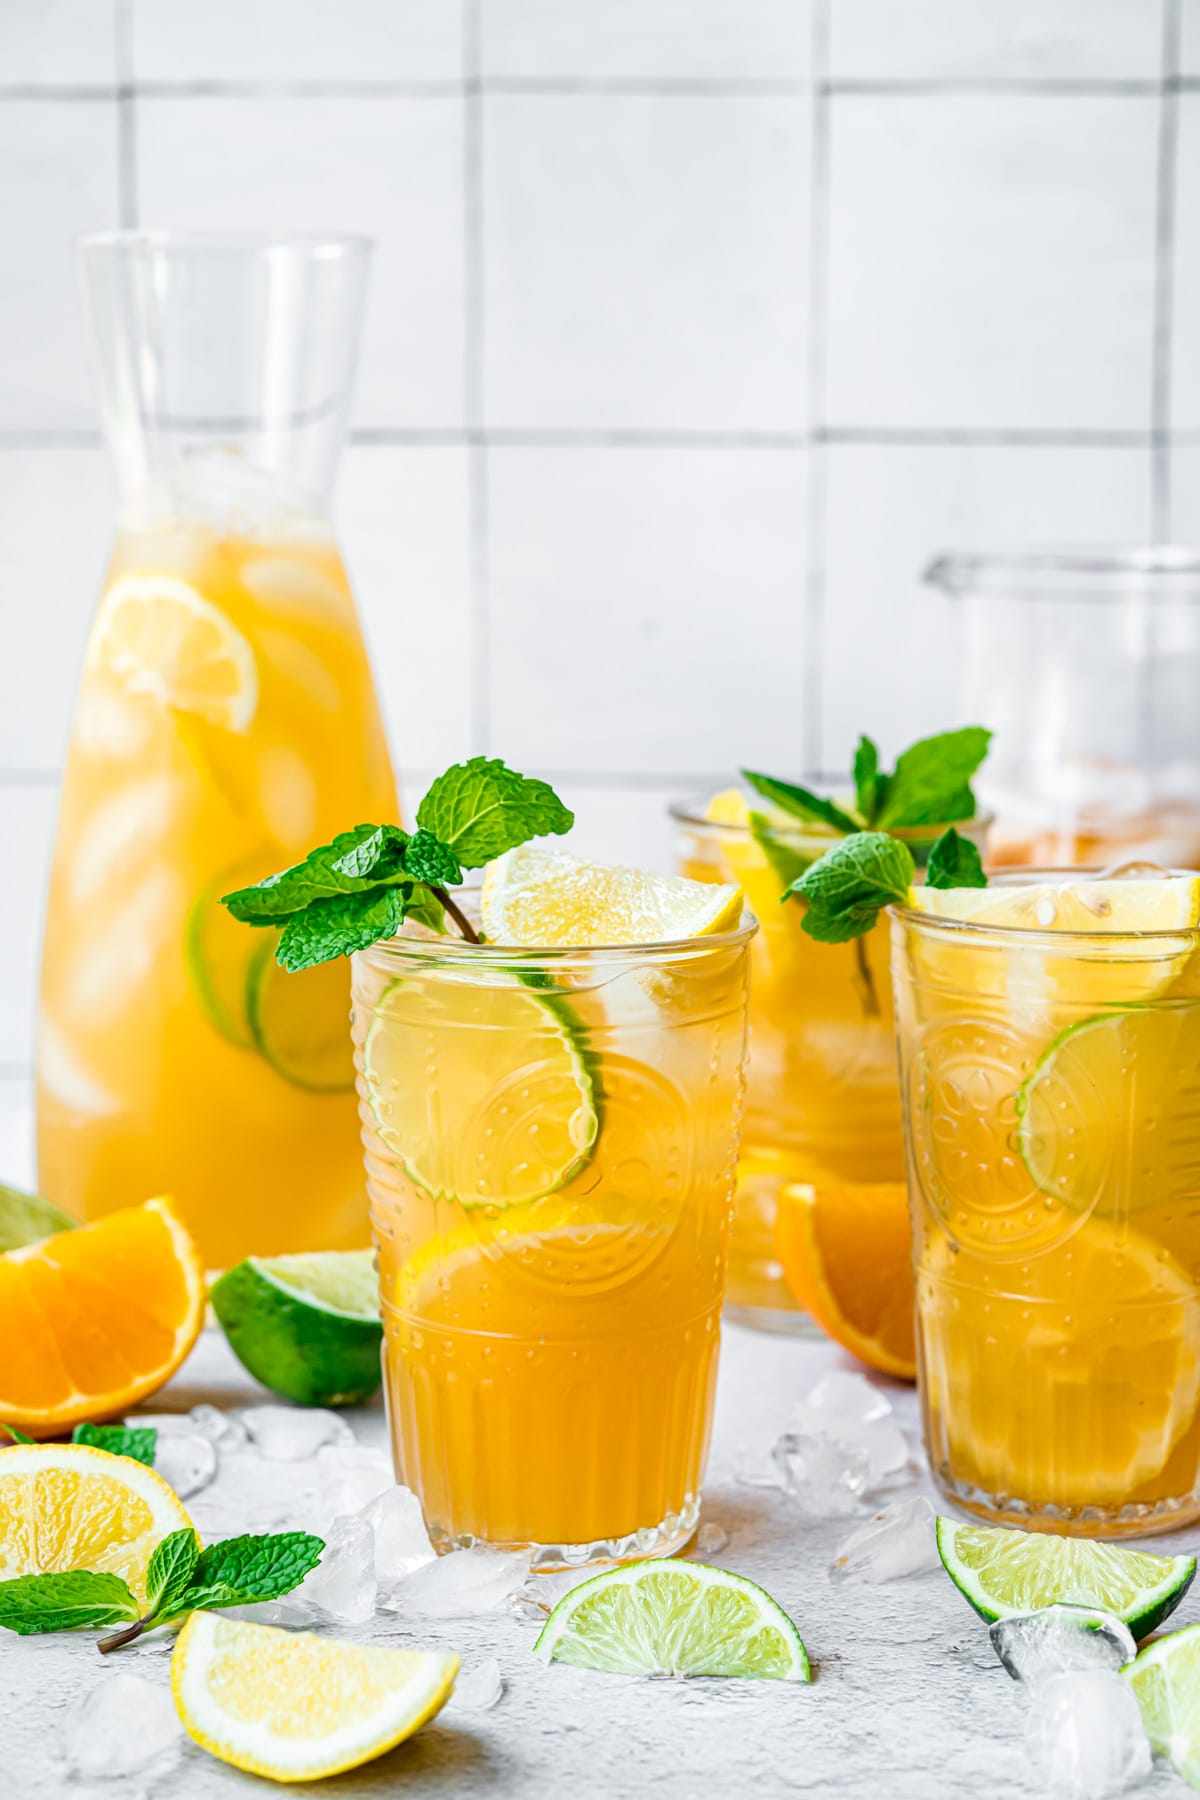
top-left (38, 233), bottom-right (395, 1267)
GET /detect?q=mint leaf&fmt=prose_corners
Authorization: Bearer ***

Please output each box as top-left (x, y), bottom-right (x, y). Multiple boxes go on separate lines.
top-left (748, 813), bottom-right (817, 891)
top-left (222, 824), bottom-right (412, 924)
top-left (1, 1423), bottom-right (35, 1445)
top-left (926, 827), bottom-right (988, 891)
top-left (276, 887), bottom-right (412, 973)
top-left (179, 1532), bottom-right (324, 1615)
top-left (403, 828), bottom-right (463, 888)
top-left (72, 1423), bottom-right (157, 1466)
top-left (852, 735), bottom-right (886, 825)
top-left (874, 727), bottom-right (991, 829)
top-left (742, 770), bottom-right (859, 837)
top-left (0, 1571), bottom-right (138, 1636)
top-left (416, 758), bottom-right (573, 868)
top-left (144, 1528), bottom-right (200, 1619)
top-left (788, 833), bottom-right (915, 943)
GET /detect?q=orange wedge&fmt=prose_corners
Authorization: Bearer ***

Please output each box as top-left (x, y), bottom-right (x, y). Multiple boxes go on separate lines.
top-left (774, 1181), bottom-right (917, 1380)
top-left (0, 1197), bottom-right (205, 1435)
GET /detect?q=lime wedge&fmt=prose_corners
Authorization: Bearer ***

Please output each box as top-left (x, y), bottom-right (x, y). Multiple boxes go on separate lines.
top-left (937, 1517), bottom-right (1195, 1639)
top-left (1016, 1004), bottom-right (1200, 1212)
top-left (1125, 1623), bottom-right (1200, 1786)
top-left (0, 1183), bottom-right (76, 1252)
top-left (362, 972), bottom-right (598, 1209)
top-left (210, 1249), bottom-right (382, 1407)
top-left (533, 1558), bottom-right (809, 1681)
top-left (246, 940), bottom-right (355, 1093)
top-left (481, 843), bottom-right (742, 946)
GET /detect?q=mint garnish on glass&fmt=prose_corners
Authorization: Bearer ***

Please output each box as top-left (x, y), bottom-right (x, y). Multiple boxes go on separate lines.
top-left (221, 757), bottom-right (573, 969)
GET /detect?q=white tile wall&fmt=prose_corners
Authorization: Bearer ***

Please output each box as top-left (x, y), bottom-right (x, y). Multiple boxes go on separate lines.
top-left (0, 0), bottom-right (1193, 1090)
top-left (0, 785), bottom-right (57, 1068)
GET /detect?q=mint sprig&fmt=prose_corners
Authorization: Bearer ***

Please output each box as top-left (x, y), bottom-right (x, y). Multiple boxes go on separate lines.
top-left (1, 1424), bottom-right (35, 1446)
top-left (743, 771), bottom-right (860, 837)
top-left (855, 727), bottom-right (991, 830)
top-left (72, 1422), bottom-right (157, 1467)
top-left (788, 824), bottom-right (989, 943)
top-left (926, 826), bottom-right (987, 892)
top-left (0, 1528), bottom-right (324, 1653)
top-left (221, 757), bottom-right (573, 970)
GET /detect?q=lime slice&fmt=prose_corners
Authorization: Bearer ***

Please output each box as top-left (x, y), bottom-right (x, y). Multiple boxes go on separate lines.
top-left (1016, 1004), bottom-right (1200, 1212)
top-left (532, 1558), bottom-right (810, 1681)
top-left (210, 1249), bottom-right (382, 1407)
top-left (1125, 1622), bottom-right (1200, 1786)
top-left (363, 972), bottom-right (598, 1209)
top-left (246, 939), bottom-right (355, 1092)
top-left (481, 843), bottom-right (742, 946)
top-left (937, 1518), bottom-right (1195, 1638)
top-left (0, 1183), bottom-right (76, 1252)
top-left (186, 863), bottom-right (264, 1049)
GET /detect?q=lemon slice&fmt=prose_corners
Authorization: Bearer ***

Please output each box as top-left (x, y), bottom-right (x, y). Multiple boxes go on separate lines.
top-left (0, 1442), bottom-right (194, 1605)
top-left (171, 1615), bottom-right (458, 1782)
top-left (362, 972), bottom-right (598, 1209)
top-left (481, 844), bottom-right (742, 946)
top-left (909, 878), bottom-right (1200, 934)
top-left (90, 573), bottom-right (258, 733)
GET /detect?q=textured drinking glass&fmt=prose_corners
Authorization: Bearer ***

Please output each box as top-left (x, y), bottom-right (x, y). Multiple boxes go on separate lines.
top-left (352, 907), bottom-right (753, 1565)
top-left (892, 889), bottom-right (1200, 1536)
top-left (38, 233), bottom-right (397, 1266)
top-left (674, 793), bottom-right (988, 1333)
top-left (928, 549), bottom-right (1200, 868)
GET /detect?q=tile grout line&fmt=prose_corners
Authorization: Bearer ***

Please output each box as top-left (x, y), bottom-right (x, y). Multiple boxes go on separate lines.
top-left (462, 0), bottom-right (491, 755)
top-left (1152, 0), bottom-right (1183, 538)
top-left (801, 0), bottom-right (832, 774)
top-left (114, 0), bottom-right (137, 228)
top-left (3, 426), bottom-right (1183, 451)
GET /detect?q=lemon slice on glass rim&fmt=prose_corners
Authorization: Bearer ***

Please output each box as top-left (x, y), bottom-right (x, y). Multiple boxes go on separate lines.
top-left (480, 843), bottom-right (742, 946)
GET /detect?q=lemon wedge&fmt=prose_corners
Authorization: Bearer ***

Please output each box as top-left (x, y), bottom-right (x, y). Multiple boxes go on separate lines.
top-left (481, 843), bottom-right (742, 946)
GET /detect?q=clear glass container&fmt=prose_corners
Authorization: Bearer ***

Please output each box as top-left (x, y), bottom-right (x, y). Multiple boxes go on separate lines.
top-left (928, 548), bottom-right (1200, 869)
top-left (892, 880), bottom-right (1200, 1536)
top-left (673, 787), bottom-right (989, 1336)
top-left (38, 232), bottom-right (398, 1268)
top-left (352, 903), bottom-right (754, 1566)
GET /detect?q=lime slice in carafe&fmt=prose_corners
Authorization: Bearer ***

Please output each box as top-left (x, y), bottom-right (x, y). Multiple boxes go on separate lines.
top-left (246, 941), bottom-right (356, 1093)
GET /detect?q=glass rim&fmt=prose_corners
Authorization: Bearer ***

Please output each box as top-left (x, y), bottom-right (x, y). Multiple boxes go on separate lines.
top-left (355, 902), bottom-right (759, 973)
top-left (75, 228), bottom-right (374, 262)
top-left (925, 545), bottom-right (1200, 597)
top-left (669, 786), bottom-right (993, 840)
top-left (891, 866), bottom-right (1200, 946)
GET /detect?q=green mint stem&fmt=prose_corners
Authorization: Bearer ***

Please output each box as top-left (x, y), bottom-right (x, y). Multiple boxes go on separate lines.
top-left (430, 885), bottom-right (480, 944)
top-left (97, 1616), bottom-right (151, 1654)
top-left (853, 936), bottom-right (880, 1019)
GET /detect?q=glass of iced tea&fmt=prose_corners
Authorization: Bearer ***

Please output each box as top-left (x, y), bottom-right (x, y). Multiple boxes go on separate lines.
top-left (351, 898), bottom-right (754, 1565)
top-left (892, 870), bottom-right (1200, 1536)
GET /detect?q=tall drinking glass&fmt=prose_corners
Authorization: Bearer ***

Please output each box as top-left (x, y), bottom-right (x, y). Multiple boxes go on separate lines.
top-left (892, 883), bottom-right (1200, 1536)
top-left (351, 903), bottom-right (754, 1564)
top-left (38, 233), bottom-right (398, 1267)
top-left (928, 549), bottom-right (1200, 868)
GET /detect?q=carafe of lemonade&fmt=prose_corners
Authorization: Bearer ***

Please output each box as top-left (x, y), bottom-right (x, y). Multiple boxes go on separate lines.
top-left (38, 232), bottom-right (398, 1267)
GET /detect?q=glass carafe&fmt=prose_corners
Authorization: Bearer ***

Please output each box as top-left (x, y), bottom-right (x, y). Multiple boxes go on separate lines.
top-left (928, 548), bottom-right (1200, 869)
top-left (38, 232), bottom-right (398, 1268)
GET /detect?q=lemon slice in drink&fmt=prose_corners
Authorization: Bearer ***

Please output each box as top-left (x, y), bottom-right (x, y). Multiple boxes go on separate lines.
top-left (937, 1518), bottom-right (1195, 1639)
top-left (90, 573), bottom-right (258, 733)
top-left (481, 844), bottom-right (741, 945)
top-left (172, 1615), bottom-right (458, 1783)
top-left (1017, 1004), bottom-right (1200, 1214)
top-left (533, 1558), bottom-right (810, 1681)
top-left (1125, 1623), bottom-right (1200, 1785)
top-left (363, 972), bottom-right (598, 1209)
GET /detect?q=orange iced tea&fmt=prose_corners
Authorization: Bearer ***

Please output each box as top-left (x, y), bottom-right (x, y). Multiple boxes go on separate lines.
top-left (352, 911), bottom-right (752, 1562)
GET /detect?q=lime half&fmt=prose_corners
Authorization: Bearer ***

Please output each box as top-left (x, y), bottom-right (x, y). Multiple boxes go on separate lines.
top-left (210, 1249), bottom-right (382, 1407)
top-left (0, 1183), bottom-right (76, 1252)
top-left (363, 972), bottom-right (598, 1209)
top-left (1125, 1622), bottom-right (1200, 1786)
top-left (937, 1518), bottom-right (1195, 1639)
top-left (533, 1559), bottom-right (810, 1682)
top-left (247, 941), bottom-right (355, 1093)
top-left (1016, 1004), bottom-right (1200, 1213)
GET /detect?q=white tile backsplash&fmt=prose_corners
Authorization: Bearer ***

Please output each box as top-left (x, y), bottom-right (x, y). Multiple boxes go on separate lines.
top-left (0, 101), bottom-right (119, 429)
top-left (136, 95), bottom-right (465, 431)
top-left (826, 94), bottom-right (1158, 431)
top-left (830, 0), bottom-right (1164, 82)
top-left (0, 785), bottom-right (56, 1069)
top-left (482, 0), bottom-right (811, 82)
top-left (1169, 96), bottom-right (1200, 431)
top-left (131, 0), bottom-right (462, 85)
top-left (483, 93), bottom-right (809, 431)
top-left (0, 448), bottom-right (112, 770)
top-left (0, 0), bottom-right (117, 85)
top-left (819, 443), bottom-right (1154, 769)
top-left (487, 445), bottom-right (807, 775)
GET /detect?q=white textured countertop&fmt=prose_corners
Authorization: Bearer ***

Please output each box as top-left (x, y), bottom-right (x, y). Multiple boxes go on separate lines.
top-left (7, 1322), bottom-right (1193, 1800)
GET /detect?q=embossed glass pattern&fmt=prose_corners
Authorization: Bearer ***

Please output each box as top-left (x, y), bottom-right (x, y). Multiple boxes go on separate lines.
top-left (351, 910), bottom-right (753, 1566)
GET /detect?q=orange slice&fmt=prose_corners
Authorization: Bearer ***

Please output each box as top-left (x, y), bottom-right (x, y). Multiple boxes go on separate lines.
top-left (0, 1197), bottom-right (206, 1435)
top-left (774, 1180), bottom-right (916, 1380)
